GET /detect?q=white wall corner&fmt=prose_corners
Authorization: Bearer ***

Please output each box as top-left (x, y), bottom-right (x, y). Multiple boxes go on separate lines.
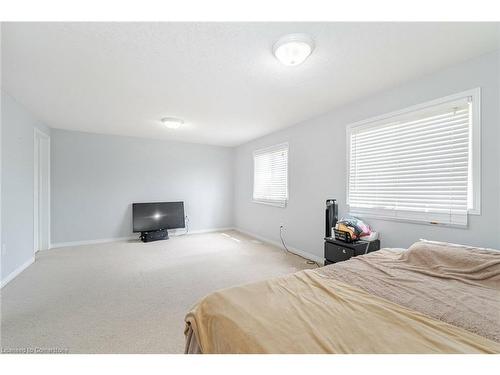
top-left (234, 227), bottom-right (324, 265)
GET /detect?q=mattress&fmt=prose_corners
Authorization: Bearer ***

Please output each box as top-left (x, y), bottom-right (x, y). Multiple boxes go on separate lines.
top-left (184, 241), bottom-right (500, 353)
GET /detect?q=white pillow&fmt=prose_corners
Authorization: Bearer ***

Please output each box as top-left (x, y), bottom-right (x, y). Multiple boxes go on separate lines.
top-left (418, 239), bottom-right (498, 252)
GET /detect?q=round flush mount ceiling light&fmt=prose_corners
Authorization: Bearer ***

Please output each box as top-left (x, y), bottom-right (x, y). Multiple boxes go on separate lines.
top-left (161, 117), bottom-right (184, 129)
top-left (273, 34), bottom-right (314, 66)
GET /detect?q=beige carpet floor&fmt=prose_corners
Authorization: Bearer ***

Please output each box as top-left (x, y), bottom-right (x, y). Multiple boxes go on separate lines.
top-left (1, 230), bottom-right (315, 353)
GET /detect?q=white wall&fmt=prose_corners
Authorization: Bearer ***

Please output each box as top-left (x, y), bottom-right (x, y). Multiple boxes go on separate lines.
top-left (51, 129), bottom-right (234, 245)
top-left (234, 51), bottom-right (500, 260)
top-left (1, 91), bottom-right (51, 284)
top-left (3, 50), bottom-right (499, 279)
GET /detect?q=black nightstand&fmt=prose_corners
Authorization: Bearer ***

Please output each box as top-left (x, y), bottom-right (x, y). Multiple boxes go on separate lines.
top-left (324, 237), bottom-right (380, 265)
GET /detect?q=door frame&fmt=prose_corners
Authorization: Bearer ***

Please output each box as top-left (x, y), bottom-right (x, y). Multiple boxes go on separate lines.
top-left (34, 128), bottom-right (51, 253)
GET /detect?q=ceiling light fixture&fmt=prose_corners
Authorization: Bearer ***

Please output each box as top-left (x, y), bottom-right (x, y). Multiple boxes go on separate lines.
top-left (273, 34), bottom-right (314, 66)
top-left (161, 117), bottom-right (184, 129)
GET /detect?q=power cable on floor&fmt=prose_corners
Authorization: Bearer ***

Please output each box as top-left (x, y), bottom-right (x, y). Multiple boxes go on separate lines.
top-left (280, 225), bottom-right (320, 268)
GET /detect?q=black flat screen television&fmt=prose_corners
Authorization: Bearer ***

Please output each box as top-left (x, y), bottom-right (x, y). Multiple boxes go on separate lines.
top-left (132, 201), bottom-right (185, 232)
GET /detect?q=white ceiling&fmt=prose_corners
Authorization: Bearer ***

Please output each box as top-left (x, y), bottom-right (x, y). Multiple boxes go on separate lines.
top-left (2, 22), bottom-right (499, 146)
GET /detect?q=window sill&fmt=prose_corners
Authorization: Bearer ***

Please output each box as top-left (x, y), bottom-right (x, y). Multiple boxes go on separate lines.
top-left (252, 199), bottom-right (287, 208)
top-left (348, 209), bottom-right (469, 228)
top-left (468, 208), bottom-right (481, 215)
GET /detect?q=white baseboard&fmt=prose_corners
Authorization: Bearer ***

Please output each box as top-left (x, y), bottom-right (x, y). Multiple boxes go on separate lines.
top-left (234, 227), bottom-right (324, 265)
top-left (168, 227), bottom-right (234, 236)
top-left (49, 227), bottom-right (235, 249)
top-left (49, 236), bottom-right (137, 249)
top-left (1, 256), bottom-right (35, 288)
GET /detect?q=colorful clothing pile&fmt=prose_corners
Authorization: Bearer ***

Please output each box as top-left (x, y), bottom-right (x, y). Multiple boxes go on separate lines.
top-left (335, 216), bottom-right (372, 240)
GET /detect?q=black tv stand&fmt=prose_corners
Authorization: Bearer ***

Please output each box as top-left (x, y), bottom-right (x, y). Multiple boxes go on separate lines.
top-left (140, 229), bottom-right (169, 242)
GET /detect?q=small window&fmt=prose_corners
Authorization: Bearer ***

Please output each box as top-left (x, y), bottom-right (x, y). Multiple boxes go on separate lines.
top-left (253, 143), bottom-right (289, 207)
top-left (347, 88), bottom-right (480, 226)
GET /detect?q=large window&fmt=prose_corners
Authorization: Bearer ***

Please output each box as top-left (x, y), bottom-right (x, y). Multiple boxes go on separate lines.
top-left (347, 89), bottom-right (480, 226)
top-left (253, 143), bottom-right (289, 207)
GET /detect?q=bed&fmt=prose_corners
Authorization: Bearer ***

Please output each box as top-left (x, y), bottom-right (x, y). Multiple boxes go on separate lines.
top-left (184, 240), bottom-right (500, 353)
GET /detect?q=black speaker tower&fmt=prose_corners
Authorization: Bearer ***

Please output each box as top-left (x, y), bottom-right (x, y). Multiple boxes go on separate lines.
top-left (325, 199), bottom-right (338, 238)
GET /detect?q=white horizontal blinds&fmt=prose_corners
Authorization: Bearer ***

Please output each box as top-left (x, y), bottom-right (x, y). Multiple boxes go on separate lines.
top-left (348, 97), bottom-right (472, 225)
top-left (253, 143), bottom-right (289, 207)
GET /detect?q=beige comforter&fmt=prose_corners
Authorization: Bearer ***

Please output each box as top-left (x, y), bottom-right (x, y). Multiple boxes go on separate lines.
top-left (184, 241), bottom-right (500, 354)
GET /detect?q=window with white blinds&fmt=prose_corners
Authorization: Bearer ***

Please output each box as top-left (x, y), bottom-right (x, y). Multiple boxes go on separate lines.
top-left (347, 89), bottom-right (480, 226)
top-left (253, 143), bottom-right (289, 207)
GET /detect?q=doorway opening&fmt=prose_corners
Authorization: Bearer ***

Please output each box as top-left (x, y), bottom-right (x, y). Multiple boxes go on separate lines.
top-left (34, 128), bottom-right (50, 253)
